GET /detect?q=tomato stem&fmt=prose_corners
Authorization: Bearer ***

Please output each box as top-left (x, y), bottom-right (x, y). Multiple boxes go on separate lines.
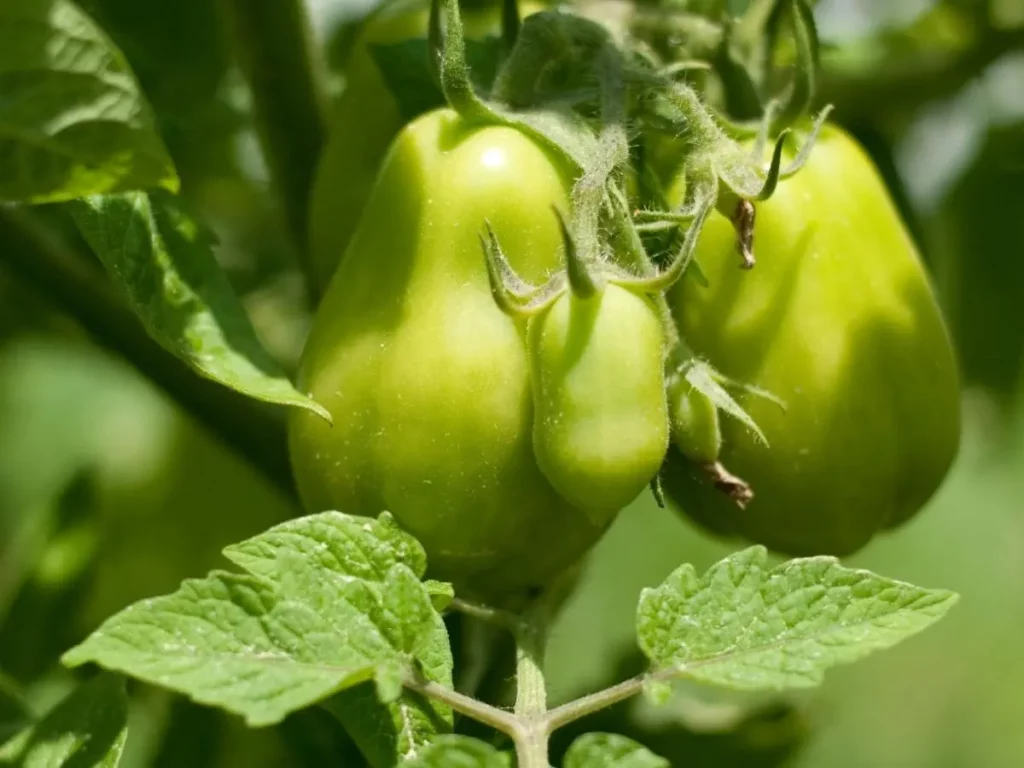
top-left (404, 672), bottom-right (521, 734)
top-left (514, 626), bottom-right (547, 718)
top-left (514, 722), bottom-right (551, 768)
top-left (222, 0), bottom-right (327, 303)
top-left (513, 617), bottom-right (550, 767)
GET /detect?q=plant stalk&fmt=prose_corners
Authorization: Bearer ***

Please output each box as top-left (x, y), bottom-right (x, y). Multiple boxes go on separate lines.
top-left (512, 603), bottom-right (552, 766)
top-left (514, 721), bottom-right (551, 768)
top-left (545, 674), bottom-right (645, 731)
top-left (221, 0), bottom-right (327, 300)
top-left (514, 627), bottom-right (547, 718)
top-left (403, 674), bottom-right (520, 736)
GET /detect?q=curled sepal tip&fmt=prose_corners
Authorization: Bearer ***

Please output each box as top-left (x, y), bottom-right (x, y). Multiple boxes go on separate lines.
top-left (758, 129), bottom-right (789, 200)
top-left (780, 105), bottom-right (833, 179)
top-left (480, 221), bottom-right (534, 316)
top-left (717, 128), bottom-right (789, 204)
top-left (703, 129), bottom-right (785, 207)
top-left (554, 206), bottom-right (601, 299)
top-left (480, 221), bottom-right (565, 318)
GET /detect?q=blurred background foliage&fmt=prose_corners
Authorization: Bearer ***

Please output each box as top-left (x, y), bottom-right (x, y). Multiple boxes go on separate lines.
top-left (1, 0), bottom-right (1023, 765)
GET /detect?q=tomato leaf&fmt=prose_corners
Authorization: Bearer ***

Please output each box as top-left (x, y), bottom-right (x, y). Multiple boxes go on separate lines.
top-left (0, 0), bottom-right (179, 203)
top-left (397, 735), bottom-right (511, 767)
top-left (322, 682), bottom-right (450, 768)
top-left (63, 512), bottom-right (454, 731)
top-left (67, 191), bottom-right (330, 422)
top-left (242, 513), bottom-right (455, 766)
top-left (0, 673), bottom-right (127, 768)
top-left (637, 546), bottom-right (958, 691)
top-left (424, 580), bottom-right (455, 613)
top-left (563, 733), bottom-right (670, 768)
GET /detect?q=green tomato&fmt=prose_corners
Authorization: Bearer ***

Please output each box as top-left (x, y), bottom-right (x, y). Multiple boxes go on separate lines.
top-left (668, 375), bottom-right (720, 465)
top-left (661, 125), bottom-right (961, 556)
top-left (290, 108), bottom-right (633, 596)
top-left (309, 0), bottom-right (546, 293)
top-left (529, 285), bottom-right (668, 518)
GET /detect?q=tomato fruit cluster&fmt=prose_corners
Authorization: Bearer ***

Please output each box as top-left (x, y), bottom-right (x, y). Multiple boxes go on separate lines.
top-left (290, 1), bottom-right (961, 594)
top-left (290, 109), bottom-right (663, 595)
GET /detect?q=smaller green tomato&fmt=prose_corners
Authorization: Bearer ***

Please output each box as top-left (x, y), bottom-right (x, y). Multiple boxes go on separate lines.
top-left (529, 284), bottom-right (669, 517)
top-left (668, 376), bottom-right (721, 465)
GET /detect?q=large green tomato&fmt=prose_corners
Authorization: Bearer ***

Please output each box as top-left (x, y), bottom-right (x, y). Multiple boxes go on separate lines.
top-left (308, 0), bottom-right (545, 293)
top-left (290, 109), bottom-right (664, 596)
top-left (661, 125), bottom-right (961, 556)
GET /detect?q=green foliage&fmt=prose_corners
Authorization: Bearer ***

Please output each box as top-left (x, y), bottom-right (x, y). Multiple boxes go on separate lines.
top-left (67, 193), bottom-right (329, 421)
top-left (0, 0), bottom-right (1019, 765)
top-left (637, 547), bottom-right (957, 690)
top-left (64, 512), bottom-right (453, 735)
top-left (0, 674), bottom-right (127, 768)
top-left (563, 733), bottom-right (669, 767)
top-left (0, 0), bottom-right (178, 203)
top-left (58, 508), bottom-right (957, 765)
top-left (398, 735), bottom-right (511, 767)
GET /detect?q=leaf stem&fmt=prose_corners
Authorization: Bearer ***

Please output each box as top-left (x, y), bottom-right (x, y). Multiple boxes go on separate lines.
top-left (544, 673), bottom-right (646, 731)
top-left (222, 0), bottom-right (327, 300)
top-left (403, 673), bottom-right (520, 736)
top-left (0, 205), bottom-right (297, 499)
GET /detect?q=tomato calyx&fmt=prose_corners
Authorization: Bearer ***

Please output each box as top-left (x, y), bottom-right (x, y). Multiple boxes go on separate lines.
top-left (427, 0), bottom-right (840, 520)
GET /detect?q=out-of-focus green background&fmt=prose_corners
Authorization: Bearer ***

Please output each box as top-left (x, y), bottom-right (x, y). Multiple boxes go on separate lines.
top-left (2, 0), bottom-right (1023, 765)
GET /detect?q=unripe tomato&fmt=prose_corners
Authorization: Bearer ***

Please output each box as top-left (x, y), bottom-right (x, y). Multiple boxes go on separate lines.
top-left (309, 0), bottom-right (546, 293)
top-left (668, 376), bottom-right (720, 465)
top-left (290, 109), bottom-right (641, 596)
top-left (529, 285), bottom-right (668, 517)
top-left (661, 125), bottom-right (961, 556)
